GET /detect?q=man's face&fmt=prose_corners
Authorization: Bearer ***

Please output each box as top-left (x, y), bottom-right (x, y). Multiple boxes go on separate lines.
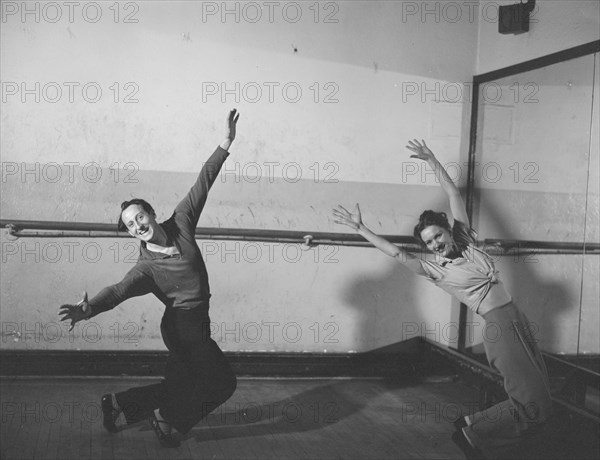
top-left (121, 204), bottom-right (158, 242)
top-left (420, 225), bottom-right (456, 258)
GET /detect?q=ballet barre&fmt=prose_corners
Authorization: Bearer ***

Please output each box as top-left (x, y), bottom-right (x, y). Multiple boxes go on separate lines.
top-left (2, 219), bottom-right (599, 255)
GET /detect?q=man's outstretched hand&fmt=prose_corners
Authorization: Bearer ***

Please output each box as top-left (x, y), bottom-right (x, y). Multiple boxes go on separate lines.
top-left (221, 108), bottom-right (240, 151)
top-left (59, 292), bottom-right (91, 332)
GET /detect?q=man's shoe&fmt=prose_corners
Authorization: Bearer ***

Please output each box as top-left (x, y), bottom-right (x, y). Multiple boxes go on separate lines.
top-left (453, 416), bottom-right (468, 430)
top-left (149, 412), bottom-right (180, 448)
top-left (101, 394), bottom-right (119, 433)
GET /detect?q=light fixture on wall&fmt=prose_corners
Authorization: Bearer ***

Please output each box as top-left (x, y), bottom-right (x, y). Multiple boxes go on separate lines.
top-left (498, 0), bottom-right (535, 35)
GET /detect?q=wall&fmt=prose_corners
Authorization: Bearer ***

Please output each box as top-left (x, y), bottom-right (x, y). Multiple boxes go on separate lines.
top-left (2, 1), bottom-right (598, 356)
top-left (0, 1), bottom-right (479, 352)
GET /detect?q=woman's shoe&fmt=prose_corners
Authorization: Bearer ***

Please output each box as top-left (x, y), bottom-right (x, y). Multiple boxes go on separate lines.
top-left (451, 428), bottom-right (485, 460)
top-left (149, 411), bottom-right (180, 448)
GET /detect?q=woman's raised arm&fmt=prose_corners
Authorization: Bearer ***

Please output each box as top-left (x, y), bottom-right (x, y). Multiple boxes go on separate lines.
top-left (332, 203), bottom-right (426, 275)
top-left (406, 139), bottom-right (470, 226)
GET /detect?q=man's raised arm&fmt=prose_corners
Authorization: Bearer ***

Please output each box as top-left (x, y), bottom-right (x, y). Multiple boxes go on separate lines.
top-left (174, 109), bottom-right (240, 227)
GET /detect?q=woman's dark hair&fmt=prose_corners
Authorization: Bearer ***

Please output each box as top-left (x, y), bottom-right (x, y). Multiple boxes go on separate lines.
top-left (413, 210), bottom-right (451, 246)
top-left (117, 198), bottom-right (156, 232)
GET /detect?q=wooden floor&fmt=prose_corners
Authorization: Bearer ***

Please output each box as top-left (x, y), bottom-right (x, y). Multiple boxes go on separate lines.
top-left (0, 377), bottom-right (597, 460)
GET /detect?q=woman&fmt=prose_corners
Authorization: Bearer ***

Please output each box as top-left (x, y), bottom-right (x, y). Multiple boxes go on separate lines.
top-left (333, 140), bottom-right (552, 459)
top-left (59, 109), bottom-right (240, 448)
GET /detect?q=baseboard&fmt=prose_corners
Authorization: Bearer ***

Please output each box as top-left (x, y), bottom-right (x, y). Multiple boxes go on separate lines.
top-left (0, 337), bottom-right (424, 378)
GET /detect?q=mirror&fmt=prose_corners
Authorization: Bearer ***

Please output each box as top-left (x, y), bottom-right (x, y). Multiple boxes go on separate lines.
top-left (577, 52), bottom-right (599, 373)
top-left (467, 47), bottom-right (599, 376)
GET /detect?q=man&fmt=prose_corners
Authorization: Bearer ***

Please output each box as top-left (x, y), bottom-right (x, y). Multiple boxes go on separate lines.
top-left (60, 109), bottom-right (241, 447)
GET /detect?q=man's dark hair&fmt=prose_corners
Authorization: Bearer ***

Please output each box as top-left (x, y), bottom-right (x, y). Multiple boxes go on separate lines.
top-left (413, 210), bottom-right (451, 246)
top-left (117, 199), bottom-right (156, 232)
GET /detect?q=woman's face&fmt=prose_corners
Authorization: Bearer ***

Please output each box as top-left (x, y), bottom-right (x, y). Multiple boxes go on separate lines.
top-left (420, 225), bottom-right (456, 258)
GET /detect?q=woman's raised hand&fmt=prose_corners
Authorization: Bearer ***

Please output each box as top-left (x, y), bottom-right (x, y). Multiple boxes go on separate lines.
top-left (406, 139), bottom-right (435, 162)
top-left (332, 204), bottom-right (363, 231)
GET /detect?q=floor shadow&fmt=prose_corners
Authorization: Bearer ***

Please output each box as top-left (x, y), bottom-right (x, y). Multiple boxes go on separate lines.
top-left (184, 379), bottom-right (392, 442)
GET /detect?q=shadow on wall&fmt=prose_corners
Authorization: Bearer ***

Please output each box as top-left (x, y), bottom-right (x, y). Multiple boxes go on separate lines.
top-left (338, 197), bottom-right (454, 351)
top-left (472, 191), bottom-right (572, 357)
top-left (334, 192), bottom-right (573, 357)
top-left (342, 260), bottom-right (429, 349)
